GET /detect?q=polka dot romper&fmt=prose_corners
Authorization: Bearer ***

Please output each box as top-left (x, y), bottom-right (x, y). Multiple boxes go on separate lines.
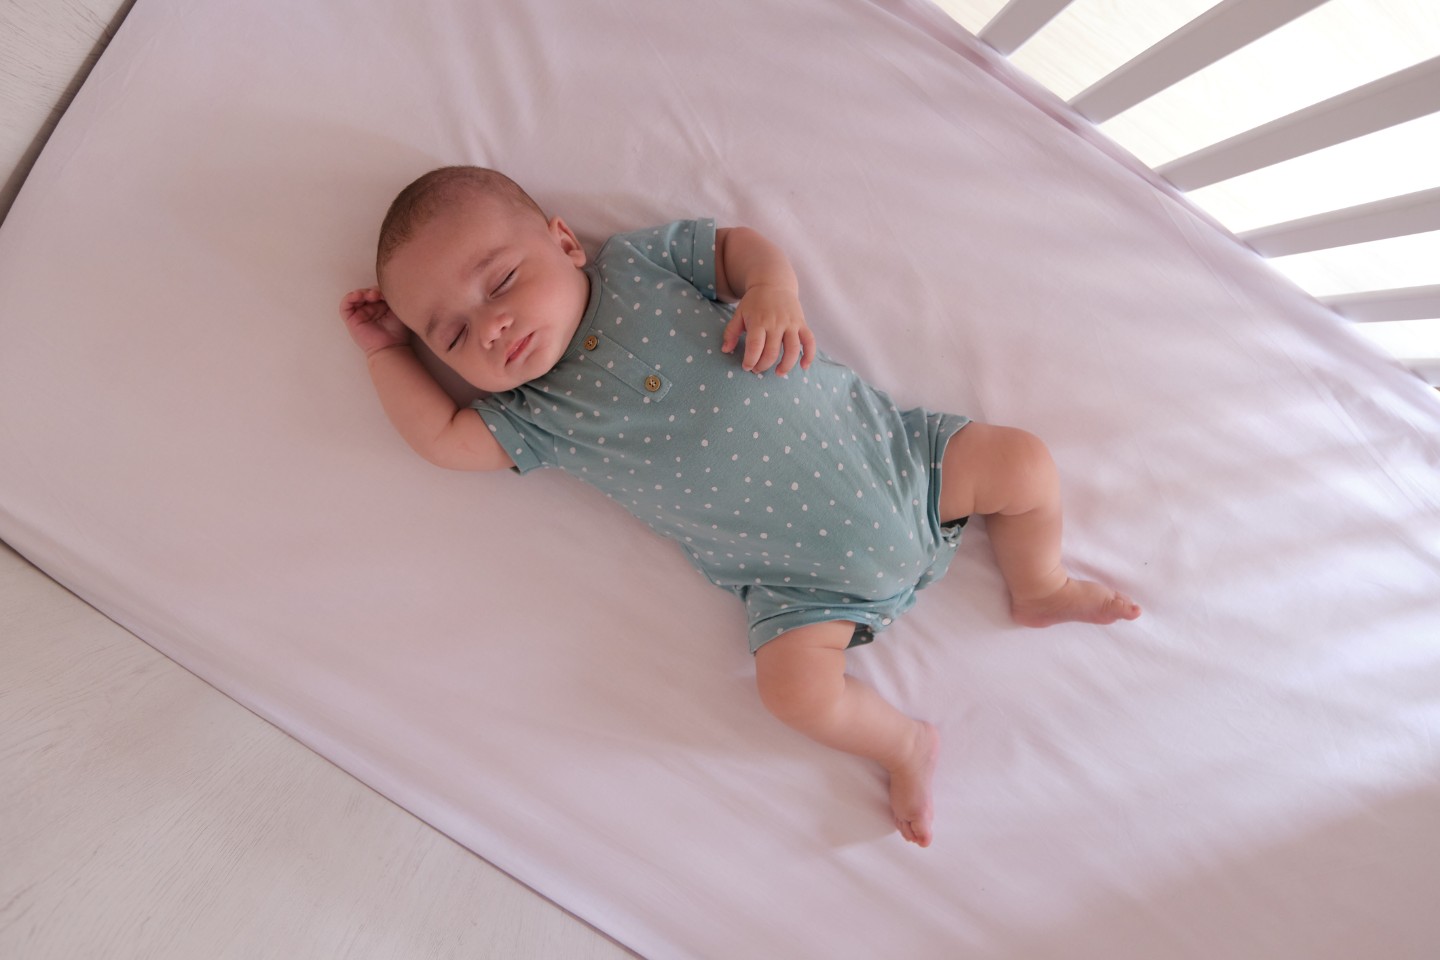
top-left (473, 220), bottom-right (970, 653)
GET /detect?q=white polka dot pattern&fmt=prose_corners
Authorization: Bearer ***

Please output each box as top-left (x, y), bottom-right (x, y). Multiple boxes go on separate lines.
top-left (473, 221), bottom-right (970, 651)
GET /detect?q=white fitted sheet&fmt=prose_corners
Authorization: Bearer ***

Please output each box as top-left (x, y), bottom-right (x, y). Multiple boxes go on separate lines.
top-left (3, 0), bottom-right (1439, 957)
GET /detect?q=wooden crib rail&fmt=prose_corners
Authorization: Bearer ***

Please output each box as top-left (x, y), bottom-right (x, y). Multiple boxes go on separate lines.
top-left (946, 0), bottom-right (1440, 385)
top-left (1321, 285), bottom-right (1440, 323)
top-left (978, 0), bottom-right (1072, 54)
top-left (1070, 0), bottom-right (1329, 123)
top-left (1239, 187), bottom-right (1440, 257)
top-left (1156, 55), bottom-right (1440, 190)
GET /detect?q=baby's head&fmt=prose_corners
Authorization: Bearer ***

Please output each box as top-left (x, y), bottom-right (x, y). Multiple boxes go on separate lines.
top-left (377, 166), bottom-right (590, 392)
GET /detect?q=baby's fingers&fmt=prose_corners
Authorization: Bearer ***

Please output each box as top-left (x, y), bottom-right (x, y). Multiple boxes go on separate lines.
top-left (340, 287), bottom-right (381, 317)
top-left (742, 328), bottom-right (769, 372)
top-left (721, 311), bottom-right (746, 355)
top-left (798, 327), bottom-right (816, 369)
top-left (754, 329), bottom-right (787, 373)
top-left (776, 329), bottom-right (804, 376)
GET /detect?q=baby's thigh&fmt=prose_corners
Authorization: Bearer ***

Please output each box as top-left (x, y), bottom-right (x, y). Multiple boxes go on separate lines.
top-left (937, 422), bottom-right (1054, 521)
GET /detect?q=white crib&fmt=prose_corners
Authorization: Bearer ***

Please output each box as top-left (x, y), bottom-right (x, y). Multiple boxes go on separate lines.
top-left (4, 2), bottom-right (1438, 958)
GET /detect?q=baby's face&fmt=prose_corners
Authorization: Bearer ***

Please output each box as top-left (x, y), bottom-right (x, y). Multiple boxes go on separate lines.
top-left (382, 193), bottom-right (590, 392)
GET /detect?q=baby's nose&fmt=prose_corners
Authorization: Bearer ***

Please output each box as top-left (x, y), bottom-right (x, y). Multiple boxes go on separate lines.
top-left (483, 313), bottom-right (513, 347)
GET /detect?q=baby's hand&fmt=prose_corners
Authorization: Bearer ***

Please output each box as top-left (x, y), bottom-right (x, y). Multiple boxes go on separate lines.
top-left (721, 283), bottom-right (816, 376)
top-left (340, 287), bottom-right (409, 357)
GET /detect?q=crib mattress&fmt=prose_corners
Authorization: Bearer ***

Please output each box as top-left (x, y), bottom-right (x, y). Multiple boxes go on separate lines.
top-left (3, 0), bottom-right (1439, 957)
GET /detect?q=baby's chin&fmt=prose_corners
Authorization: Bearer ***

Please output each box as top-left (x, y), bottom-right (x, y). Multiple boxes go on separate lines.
top-left (463, 354), bottom-right (554, 394)
top-left (456, 367), bottom-right (524, 394)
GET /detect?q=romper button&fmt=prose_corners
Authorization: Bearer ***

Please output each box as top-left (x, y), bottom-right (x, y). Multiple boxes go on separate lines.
top-left (583, 334), bottom-right (598, 351)
top-left (644, 375), bottom-right (662, 392)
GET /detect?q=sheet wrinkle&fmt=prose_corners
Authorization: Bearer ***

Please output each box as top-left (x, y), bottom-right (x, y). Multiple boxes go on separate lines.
top-left (633, 29), bottom-right (728, 179)
top-left (1313, 373), bottom-right (1440, 517)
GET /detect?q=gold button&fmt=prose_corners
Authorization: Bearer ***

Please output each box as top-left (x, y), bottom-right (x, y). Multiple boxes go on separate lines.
top-left (643, 375), bottom-right (662, 392)
top-left (583, 334), bottom-right (598, 351)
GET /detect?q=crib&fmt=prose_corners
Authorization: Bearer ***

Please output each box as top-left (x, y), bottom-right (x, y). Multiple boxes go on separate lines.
top-left (4, 1), bottom-right (1438, 958)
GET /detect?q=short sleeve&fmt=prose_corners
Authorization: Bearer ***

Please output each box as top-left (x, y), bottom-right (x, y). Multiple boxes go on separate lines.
top-left (607, 219), bottom-right (720, 301)
top-left (470, 395), bottom-right (554, 475)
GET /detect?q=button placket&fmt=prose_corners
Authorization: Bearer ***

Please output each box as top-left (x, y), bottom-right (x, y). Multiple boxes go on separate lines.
top-left (583, 331), bottom-right (671, 400)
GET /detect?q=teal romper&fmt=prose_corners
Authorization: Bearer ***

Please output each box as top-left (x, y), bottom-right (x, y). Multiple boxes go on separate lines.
top-left (473, 220), bottom-right (970, 653)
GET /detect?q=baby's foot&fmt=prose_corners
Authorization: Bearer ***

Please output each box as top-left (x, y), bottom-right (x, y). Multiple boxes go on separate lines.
top-left (887, 721), bottom-right (940, 847)
top-left (1011, 578), bottom-right (1142, 628)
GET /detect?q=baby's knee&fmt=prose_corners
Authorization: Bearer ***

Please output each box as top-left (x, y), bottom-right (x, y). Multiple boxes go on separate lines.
top-left (756, 659), bottom-right (826, 725)
top-left (989, 425), bottom-right (1050, 469)
top-left (999, 428), bottom-right (1060, 514)
top-left (944, 424), bottom-right (1057, 517)
top-left (757, 673), bottom-right (827, 727)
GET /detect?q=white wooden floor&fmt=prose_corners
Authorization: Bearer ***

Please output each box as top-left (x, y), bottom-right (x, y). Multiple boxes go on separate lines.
top-left (0, 0), bottom-right (125, 221)
top-left (0, 542), bottom-right (636, 959)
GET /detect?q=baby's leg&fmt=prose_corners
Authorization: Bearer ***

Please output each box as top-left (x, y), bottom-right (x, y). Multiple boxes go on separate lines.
top-left (938, 423), bottom-right (1141, 626)
top-left (754, 621), bottom-right (939, 847)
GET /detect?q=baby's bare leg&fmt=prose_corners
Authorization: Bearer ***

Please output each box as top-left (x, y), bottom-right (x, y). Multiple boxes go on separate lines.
top-left (938, 423), bottom-right (1141, 625)
top-left (755, 622), bottom-right (939, 847)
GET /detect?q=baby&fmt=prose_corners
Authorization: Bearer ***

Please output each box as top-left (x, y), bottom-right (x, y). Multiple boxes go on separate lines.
top-left (340, 166), bottom-right (1141, 848)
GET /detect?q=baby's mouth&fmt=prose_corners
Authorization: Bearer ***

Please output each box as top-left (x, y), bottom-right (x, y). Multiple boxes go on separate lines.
top-left (505, 332), bottom-right (533, 366)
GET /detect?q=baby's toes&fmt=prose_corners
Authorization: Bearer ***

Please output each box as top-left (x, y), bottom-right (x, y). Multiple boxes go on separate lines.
top-left (1109, 592), bottom-right (1142, 621)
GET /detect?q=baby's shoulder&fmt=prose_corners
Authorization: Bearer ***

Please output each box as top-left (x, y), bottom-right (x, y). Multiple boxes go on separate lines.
top-left (596, 219), bottom-right (719, 299)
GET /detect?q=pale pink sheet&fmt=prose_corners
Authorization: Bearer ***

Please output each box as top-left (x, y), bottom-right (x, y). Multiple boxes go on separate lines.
top-left (3, 0), bottom-right (1439, 956)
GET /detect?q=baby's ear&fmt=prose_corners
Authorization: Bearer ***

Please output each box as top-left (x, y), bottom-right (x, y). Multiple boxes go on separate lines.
top-left (549, 216), bottom-right (588, 267)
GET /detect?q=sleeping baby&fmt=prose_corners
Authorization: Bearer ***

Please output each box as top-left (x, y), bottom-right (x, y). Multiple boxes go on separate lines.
top-left (339, 166), bottom-right (1141, 847)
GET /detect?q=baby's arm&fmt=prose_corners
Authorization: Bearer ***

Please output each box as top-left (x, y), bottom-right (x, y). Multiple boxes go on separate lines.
top-left (340, 288), bottom-right (513, 472)
top-left (714, 227), bottom-right (816, 376)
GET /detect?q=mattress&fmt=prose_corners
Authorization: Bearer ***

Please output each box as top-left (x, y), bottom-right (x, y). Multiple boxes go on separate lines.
top-left (2, 0), bottom-right (1439, 956)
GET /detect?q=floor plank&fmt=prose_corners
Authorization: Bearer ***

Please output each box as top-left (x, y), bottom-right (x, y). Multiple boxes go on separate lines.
top-left (0, 542), bottom-right (635, 960)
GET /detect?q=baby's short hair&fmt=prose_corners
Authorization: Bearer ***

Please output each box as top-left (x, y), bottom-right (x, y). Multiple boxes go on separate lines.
top-left (376, 166), bottom-right (544, 276)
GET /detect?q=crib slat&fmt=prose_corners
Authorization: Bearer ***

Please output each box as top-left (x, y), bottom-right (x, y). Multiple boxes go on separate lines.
top-left (1239, 187), bottom-right (1440, 257)
top-left (1070, 0), bottom-right (1328, 124)
top-left (1157, 55), bottom-right (1440, 190)
top-left (979, 0), bottom-right (1074, 56)
top-left (1320, 285), bottom-right (1440, 323)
